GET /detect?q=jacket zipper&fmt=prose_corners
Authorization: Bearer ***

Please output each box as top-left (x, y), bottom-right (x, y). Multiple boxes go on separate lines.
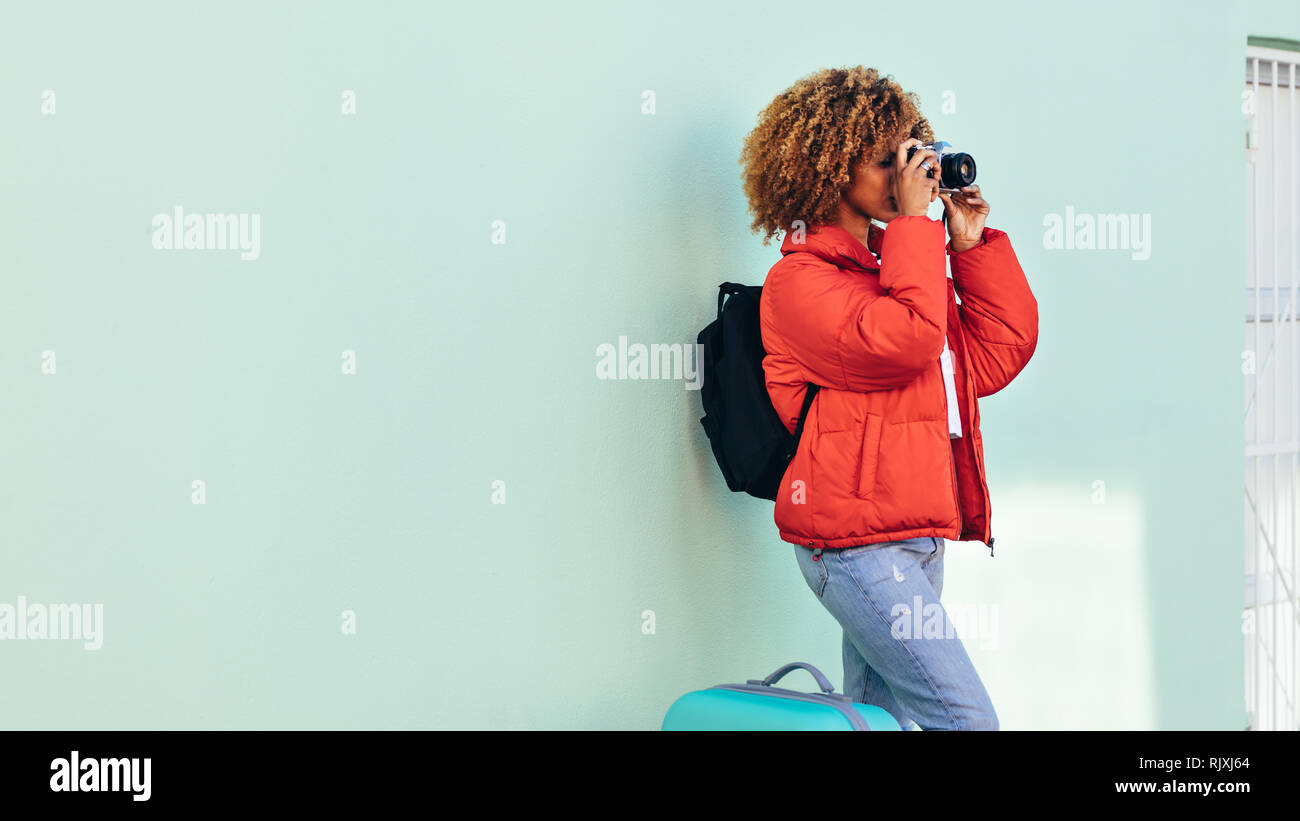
top-left (975, 442), bottom-right (994, 557)
top-left (972, 449), bottom-right (998, 558)
top-left (947, 441), bottom-right (965, 548)
top-left (946, 372), bottom-right (994, 559)
top-left (962, 447), bottom-right (994, 558)
top-left (941, 350), bottom-right (968, 555)
top-left (947, 303), bottom-right (996, 559)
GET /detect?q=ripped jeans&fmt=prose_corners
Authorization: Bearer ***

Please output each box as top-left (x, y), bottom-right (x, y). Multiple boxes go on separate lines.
top-left (792, 536), bottom-right (998, 731)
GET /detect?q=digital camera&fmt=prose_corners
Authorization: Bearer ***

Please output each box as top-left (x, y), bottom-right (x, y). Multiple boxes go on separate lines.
top-left (905, 140), bottom-right (976, 190)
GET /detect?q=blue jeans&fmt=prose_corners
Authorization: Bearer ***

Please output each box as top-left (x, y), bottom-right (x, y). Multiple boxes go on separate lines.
top-left (792, 536), bottom-right (998, 730)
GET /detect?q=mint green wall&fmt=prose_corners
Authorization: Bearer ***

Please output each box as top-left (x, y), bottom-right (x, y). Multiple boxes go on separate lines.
top-left (1251, 0), bottom-right (1300, 41)
top-left (0, 1), bottom-right (1273, 729)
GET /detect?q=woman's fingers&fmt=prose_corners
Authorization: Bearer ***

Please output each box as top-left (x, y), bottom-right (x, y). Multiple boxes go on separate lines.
top-left (896, 138), bottom-right (922, 169)
top-left (894, 139), bottom-right (954, 213)
top-left (953, 184), bottom-right (990, 215)
top-left (907, 147), bottom-right (938, 175)
top-left (906, 147), bottom-right (939, 203)
top-left (955, 185), bottom-right (984, 205)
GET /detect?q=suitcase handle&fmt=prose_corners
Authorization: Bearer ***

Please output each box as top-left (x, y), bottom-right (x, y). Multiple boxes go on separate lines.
top-left (748, 662), bottom-right (837, 695)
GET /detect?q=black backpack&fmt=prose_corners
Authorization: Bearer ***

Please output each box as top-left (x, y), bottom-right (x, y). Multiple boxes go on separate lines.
top-left (696, 282), bottom-right (820, 501)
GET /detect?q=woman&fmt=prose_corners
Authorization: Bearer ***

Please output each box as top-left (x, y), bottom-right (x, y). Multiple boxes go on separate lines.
top-left (739, 66), bottom-right (1039, 730)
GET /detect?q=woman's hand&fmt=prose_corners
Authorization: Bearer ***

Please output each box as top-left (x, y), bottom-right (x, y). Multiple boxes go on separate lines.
top-left (939, 184), bottom-right (989, 251)
top-left (893, 138), bottom-right (940, 217)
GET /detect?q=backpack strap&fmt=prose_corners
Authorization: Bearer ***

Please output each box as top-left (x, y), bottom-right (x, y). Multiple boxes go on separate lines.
top-left (786, 383), bottom-right (820, 460)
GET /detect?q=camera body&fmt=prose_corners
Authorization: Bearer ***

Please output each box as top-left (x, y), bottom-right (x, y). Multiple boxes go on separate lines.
top-left (905, 140), bottom-right (976, 190)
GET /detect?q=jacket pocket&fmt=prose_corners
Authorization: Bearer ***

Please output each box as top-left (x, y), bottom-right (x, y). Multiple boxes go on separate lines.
top-left (874, 418), bottom-right (957, 528)
top-left (855, 413), bottom-right (884, 499)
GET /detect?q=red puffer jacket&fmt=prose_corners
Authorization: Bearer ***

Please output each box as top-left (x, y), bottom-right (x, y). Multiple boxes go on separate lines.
top-left (758, 216), bottom-right (1038, 553)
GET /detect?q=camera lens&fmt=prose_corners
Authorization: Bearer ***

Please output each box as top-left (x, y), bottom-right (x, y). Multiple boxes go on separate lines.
top-left (941, 153), bottom-right (977, 188)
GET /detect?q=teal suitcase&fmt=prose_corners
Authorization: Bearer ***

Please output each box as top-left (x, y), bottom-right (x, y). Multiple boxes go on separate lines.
top-left (661, 662), bottom-right (903, 731)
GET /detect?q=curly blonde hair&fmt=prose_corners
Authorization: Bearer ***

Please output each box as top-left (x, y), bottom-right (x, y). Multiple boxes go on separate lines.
top-left (739, 66), bottom-right (933, 244)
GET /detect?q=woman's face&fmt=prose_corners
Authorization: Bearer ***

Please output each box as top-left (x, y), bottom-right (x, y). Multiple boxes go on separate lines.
top-left (840, 145), bottom-right (902, 223)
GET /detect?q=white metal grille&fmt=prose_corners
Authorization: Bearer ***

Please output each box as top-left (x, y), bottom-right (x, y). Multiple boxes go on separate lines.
top-left (1245, 44), bottom-right (1299, 731)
